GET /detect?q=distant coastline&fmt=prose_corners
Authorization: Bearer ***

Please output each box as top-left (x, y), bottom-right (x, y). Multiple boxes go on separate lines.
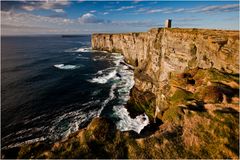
top-left (61, 35), bottom-right (90, 38)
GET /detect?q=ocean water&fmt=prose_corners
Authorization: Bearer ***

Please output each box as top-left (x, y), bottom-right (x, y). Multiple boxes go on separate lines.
top-left (1, 35), bottom-right (149, 148)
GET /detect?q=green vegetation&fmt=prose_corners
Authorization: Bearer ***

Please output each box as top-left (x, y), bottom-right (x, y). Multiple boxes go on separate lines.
top-left (162, 105), bottom-right (184, 122)
top-left (170, 88), bottom-right (195, 104)
top-left (189, 43), bottom-right (197, 56)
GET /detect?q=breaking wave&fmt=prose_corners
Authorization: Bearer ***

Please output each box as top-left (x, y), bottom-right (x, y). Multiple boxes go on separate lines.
top-left (64, 47), bottom-right (92, 53)
top-left (97, 83), bottom-right (117, 116)
top-left (3, 137), bottom-right (47, 149)
top-left (111, 56), bottom-right (149, 134)
top-left (76, 54), bottom-right (90, 60)
top-left (75, 47), bottom-right (92, 52)
top-left (53, 64), bottom-right (81, 70)
top-left (89, 52), bottom-right (148, 134)
top-left (88, 70), bottom-right (117, 84)
top-left (49, 100), bottom-right (101, 140)
top-left (113, 106), bottom-right (149, 134)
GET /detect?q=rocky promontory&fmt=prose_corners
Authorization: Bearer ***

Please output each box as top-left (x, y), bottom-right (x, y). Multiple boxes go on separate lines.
top-left (2, 28), bottom-right (239, 159)
top-left (92, 28), bottom-right (239, 119)
top-left (92, 28), bottom-right (239, 158)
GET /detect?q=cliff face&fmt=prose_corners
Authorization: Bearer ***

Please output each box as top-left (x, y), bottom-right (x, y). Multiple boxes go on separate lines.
top-left (92, 28), bottom-right (239, 119)
top-left (92, 28), bottom-right (239, 75)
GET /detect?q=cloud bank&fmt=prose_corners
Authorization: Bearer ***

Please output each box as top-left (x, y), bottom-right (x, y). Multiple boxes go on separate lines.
top-left (145, 4), bottom-right (239, 14)
top-left (1, 2), bottom-right (239, 35)
top-left (1, 1), bottom-right (70, 13)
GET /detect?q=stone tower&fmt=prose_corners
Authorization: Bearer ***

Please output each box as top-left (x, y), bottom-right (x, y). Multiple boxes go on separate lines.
top-left (165, 19), bottom-right (172, 28)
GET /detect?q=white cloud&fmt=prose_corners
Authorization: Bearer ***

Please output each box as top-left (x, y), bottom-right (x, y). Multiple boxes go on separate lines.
top-left (1, 11), bottom-right (110, 34)
top-left (147, 8), bottom-right (187, 14)
top-left (78, 13), bottom-right (105, 24)
top-left (103, 12), bottom-right (109, 15)
top-left (2, 1), bottom-right (70, 12)
top-left (77, 0), bottom-right (85, 3)
top-left (111, 20), bottom-right (162, 28)
top-left (1, 11), bottom-right (73, 32)
top-left (147, 8), bottom-right (170, 13)
top-left (1, 11), bottom-right (98, 35)
top-left (196, 4), bottom-right (239, 13)
top-left (146, 4), bottom-right (239, 14)
top-left (113, 6), bottom-right (135, 11)
top-left (33, 1), bottom-right (70, 10)
top-left (174, 8), bottom-right (185, 12)
top-left (132, 0), bottom-right (143, 4)
top-left (90, 10), bottom-right (96, 13)
top-left (137, 8), bottom-right (148, 12)
top-left (175, 18), bottom-right (202, 22)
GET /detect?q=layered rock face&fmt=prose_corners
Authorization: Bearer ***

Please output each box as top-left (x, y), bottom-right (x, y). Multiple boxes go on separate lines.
top-left (92, 28), bottom-right (239, 75)
top-left (92, 28), bottom-right (239, 119)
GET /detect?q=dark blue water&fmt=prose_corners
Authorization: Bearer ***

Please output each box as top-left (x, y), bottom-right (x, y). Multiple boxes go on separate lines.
top-left (1, 35), bottom-right (148, 148)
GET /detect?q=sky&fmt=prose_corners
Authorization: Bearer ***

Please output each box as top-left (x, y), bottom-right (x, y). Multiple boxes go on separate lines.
top-left (1, 0), bottom-right (239, 35)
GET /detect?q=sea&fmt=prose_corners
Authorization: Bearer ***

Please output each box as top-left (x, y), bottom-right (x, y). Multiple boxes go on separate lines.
top-left (1, 35), bottom-right (149, 149)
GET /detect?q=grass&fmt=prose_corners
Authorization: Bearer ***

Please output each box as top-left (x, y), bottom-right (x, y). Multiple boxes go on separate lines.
top-left (127, 99), bottom-right (155, 121)
top-left (162, 105), bottom-right (184, 123)
top-left (184, 110), bottom-right (239, 158)
top-left (170, 88), bottom-right (195, 104)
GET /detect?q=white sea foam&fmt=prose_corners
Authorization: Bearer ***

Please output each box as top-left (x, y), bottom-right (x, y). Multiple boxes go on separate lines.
top-left (64, 48), bottom-right (78, 52)
top-left (112, 52), bottom-right (123, 58)
top-left (113, 105), bottom-right (149, 134)
top-left (114, 59), bottom-right (122, 66)
top-left (75, 47), bottom-right (92, 52)
top-left (91, 89), bottom-right (102, 96)
top-left (122, 65), bottom-right (129, 70)
top-left (15, 127), bottom-right (43, 135)
top-left (64, 47), bottom-right (92, 53)
top-left (97, 83), bottom-right (117, 116)
top-left (50, 110), bottom-right (98, 140)
top-left (23, 114), bottom-right (47, 125)
top-left (92, 55), bottom-right (108, 61)
top-left (50, 50), bottom-right (135, 140)
top-left (76, 54), bottom-right (90, 60)
top-left (88, 70), bottom-right (117, 84)
top-left (49, 100), bottom-right (100, 140)
top-left (54, 64), bottom-right (80, 70)
top-left (54, 51), bottom-right (147, 135)
top-left (3, 137), bottom-right (47, 149)
top-left (94, 67), bottom-right (116, 75)
top-left (109, 53), bottom-right (149, 134)
top-left (96, 70), bottom-right (103, 75)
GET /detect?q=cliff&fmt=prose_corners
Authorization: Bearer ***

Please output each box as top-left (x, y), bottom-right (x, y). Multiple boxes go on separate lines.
top-left (92, 28), bottom-right (239, 119)
top-left (92, 28), bottom-right (239, 75)
top-left (90, 28), bottom-right (239, 158)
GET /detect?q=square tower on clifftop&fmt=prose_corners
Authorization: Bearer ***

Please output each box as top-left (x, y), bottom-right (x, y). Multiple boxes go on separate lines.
top-left (165, 19), bottom-right (172, 28)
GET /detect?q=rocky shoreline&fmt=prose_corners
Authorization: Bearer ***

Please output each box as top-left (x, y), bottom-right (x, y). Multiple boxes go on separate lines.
top-left (1, 28), bottom-right (239, 159)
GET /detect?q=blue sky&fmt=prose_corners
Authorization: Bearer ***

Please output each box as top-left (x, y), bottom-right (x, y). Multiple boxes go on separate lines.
top-left (1, 0), bottom-right (239, 35)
